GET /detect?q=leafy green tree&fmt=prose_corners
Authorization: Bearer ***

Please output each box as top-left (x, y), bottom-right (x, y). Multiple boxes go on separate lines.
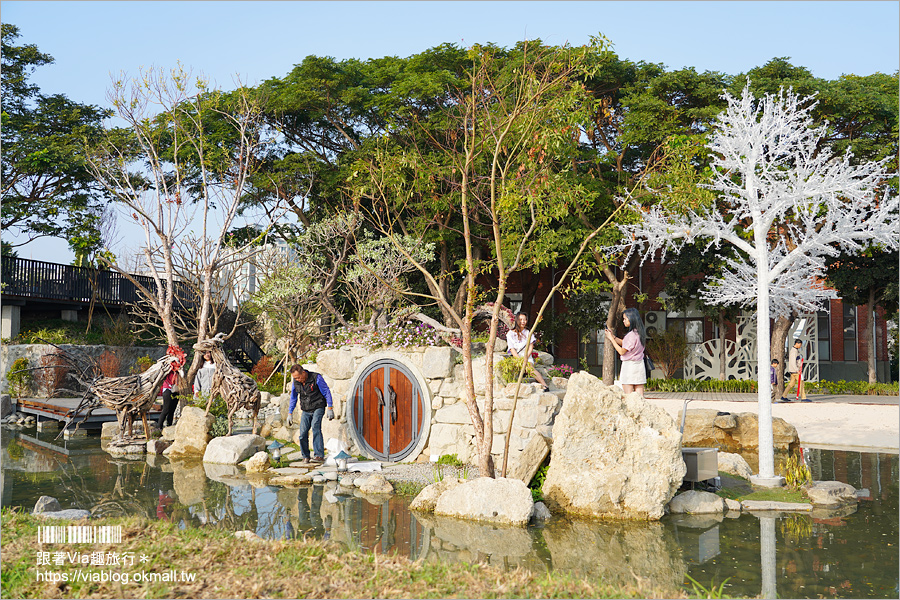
top-left (352, 38), bottom-right (611, 477)
top-left (1, 24), bottom-right (111, 253)
top-left (825, 249), bottom-right (899, 383)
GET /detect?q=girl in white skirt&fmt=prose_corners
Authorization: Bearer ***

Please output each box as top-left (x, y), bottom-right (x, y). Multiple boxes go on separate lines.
top-left (604, 307), bottom-right (647, 397)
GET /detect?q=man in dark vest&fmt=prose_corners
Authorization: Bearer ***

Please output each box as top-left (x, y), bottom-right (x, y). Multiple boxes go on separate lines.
top-left (288, 364), bottom-right (335, 463)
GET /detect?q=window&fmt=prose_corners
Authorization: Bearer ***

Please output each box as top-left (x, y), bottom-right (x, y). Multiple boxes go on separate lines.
top-left (843, 304), bottom-right (857, 361)
top-left (817, 310), bottom-right (830, 361)
top-left (666, 314), bottom-right (704, 344)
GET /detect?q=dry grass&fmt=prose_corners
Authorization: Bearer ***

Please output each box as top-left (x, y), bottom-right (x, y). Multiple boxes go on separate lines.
top-left (1, 509), bottom-right (683, 599)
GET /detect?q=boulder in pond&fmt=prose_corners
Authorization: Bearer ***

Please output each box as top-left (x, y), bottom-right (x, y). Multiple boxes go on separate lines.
top-left (357, 473), bottom-right (394, 495)
top-left (244, 451), bottom-right (270, 474)
top-left (163, 407), bottom-right (213, 457)
top-left (203, 434), bottom-right (266, 464)
top-left (805, 481), bottom-right (858, 506)
top-left (542, 371), bottom-right (685, 520)
top-left (409, 478), bottom-right (467, 512)
top-left (717, 452), bottom-right (753, 480)
top-left (680, 408), bottom-right (799, 453)
top-left (434, 477), bottom-right (534, 526)
top-left (668, 490), bottom-right (725, 514)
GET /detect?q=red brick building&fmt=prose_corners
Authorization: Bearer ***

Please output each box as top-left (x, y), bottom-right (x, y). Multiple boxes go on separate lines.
top-left (498, 259), bottom-right (893, 383)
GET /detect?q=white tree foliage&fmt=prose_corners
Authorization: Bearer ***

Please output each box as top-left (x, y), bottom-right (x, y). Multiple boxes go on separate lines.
top-left (620, 84), bottom-right (898, 479)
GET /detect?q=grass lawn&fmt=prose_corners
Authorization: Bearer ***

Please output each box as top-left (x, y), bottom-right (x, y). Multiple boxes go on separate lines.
top-left (1, 509), bottom-right (688, 599)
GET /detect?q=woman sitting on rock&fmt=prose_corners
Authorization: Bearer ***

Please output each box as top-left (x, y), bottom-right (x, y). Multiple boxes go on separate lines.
top-left (506, 312), bottom-right (550, 392)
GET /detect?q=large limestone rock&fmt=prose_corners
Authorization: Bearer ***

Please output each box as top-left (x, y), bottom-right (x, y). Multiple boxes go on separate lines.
top-left (434, 477), bottom-right (534, 526)
top-left (806, 481), bottom-right (858, 506)
top-left (668, 490), bottom-right (725, 514)
top-left (507, 434), bottom-right (550, 484)
top-left (358, 473), bottom-right (394, 495)
top-left (717, 452), bottom-right (753, 479)
top-left (101, 421), bottom-right (120, 439)
top-left (680, 409), bottom-right (799, 453)
top-left (542, 371), bottom-right (685, 520)
top-left (1, 394), bottom-right (11, 418)
top-left (409, 478), bottom-right (467, 512)
top-left (203, 434), bottom-right (266, 464)
top-left (163, 406), bottom-right (214, 457)
top-left (423, 347), bottom-right (453, 378)
top-left (315, 349), bottom-right (354, 380)
top-left (244, 451), bottom-right (270, 474)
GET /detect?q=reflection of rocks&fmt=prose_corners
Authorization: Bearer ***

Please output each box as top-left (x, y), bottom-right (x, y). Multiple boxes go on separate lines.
top-left (171, 459), bottom-right (207, 505)
top-left (810, 503), bottom-right (858, 521)
top-left (203, 463), bottom-right (249, 488)
top-left (416, 512), bottom-right (533, 557)
top-left (542, 518), bottom-right (686, 593)
top-left (667, 513), bottom-right (724, 529)
top-left (543, 372), bottom-right (684, 520)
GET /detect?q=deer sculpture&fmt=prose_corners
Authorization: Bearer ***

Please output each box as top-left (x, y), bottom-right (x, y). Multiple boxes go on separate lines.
top-left (192, 333), bottom-right (261, 436)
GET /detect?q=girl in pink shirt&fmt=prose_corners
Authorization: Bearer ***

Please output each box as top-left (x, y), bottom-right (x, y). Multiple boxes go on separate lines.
top-left (604, 307), bottom-right (647, 397)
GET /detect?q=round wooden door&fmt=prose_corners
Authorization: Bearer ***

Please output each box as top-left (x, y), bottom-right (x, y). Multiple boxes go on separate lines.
top-left (349, 360), bottom-right (425, 461)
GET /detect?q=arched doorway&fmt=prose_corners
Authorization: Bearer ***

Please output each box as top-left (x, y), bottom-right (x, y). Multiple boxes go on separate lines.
top-left (348, 358), bottom-right (429, 462)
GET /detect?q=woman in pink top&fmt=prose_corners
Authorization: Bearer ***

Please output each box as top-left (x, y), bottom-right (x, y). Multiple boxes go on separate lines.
top-left (604, 307), bottom-right (647, 397)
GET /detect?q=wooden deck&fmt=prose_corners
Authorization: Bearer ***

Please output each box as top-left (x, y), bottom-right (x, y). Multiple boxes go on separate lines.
top-left (14, 397), bottom-right (163, 429)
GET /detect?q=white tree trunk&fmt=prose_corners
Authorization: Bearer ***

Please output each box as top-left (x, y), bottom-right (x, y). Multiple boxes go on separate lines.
top-left (755, 246), bottom-right (775, 480)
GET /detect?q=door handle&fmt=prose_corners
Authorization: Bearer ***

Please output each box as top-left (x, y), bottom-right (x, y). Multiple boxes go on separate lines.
top-left (375, 386), bottom-right (385, 425)
top-left (388, 385), bottom-right (397, 424)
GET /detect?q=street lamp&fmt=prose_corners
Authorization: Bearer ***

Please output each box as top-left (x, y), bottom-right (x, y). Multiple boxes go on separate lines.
top-left (334, 450), bottom-right (351, 472)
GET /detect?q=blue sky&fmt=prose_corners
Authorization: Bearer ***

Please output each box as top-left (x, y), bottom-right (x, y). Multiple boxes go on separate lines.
top-left (3, 0), bottom-right (898, 262)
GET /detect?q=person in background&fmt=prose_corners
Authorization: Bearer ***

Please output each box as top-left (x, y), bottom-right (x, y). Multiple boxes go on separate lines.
top-left (288, 365), bottom-right (334, 464)
top-left (605, 307), bottom-right (647, 397)
top-left (770, 359), bottom-right (780, 403)
top-left (193, 350), bottom-right (216, 402)
top-left (506, 312), bottom-right (550, 392)
top-left (157, 366), bottom-right (183, 429)
top-left (783, 339), bottom-right (809, 402)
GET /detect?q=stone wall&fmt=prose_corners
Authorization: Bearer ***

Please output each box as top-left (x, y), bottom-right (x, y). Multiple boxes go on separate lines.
top-left (0, 344), bottom-right (168, 396)
top-left (307, 345), bottom-right (563, 475)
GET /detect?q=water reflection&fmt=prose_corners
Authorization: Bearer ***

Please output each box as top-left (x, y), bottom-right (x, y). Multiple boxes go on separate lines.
top-left (2, 429), bottom-right (897, 599)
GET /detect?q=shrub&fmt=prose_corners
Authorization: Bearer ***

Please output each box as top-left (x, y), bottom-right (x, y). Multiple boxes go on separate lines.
top-left (6, 357), bottom-right (32, 398)
top-left (96, 351), bottom-right (122, 378)
top-left (645, 329), bottom-right (689, 379)
top-left (436, 454), bottom-right (464, 467)
top-left (497, 355), bottom-right (535, 384)
top-left (101, 313), bottom-right (134, 347)
top-left (645, 378), bottom-right (758, 393)
top-left (130, 355), bottom-right (154, 374)
top-left (782, 451), bottom-right (812, 489)
top-left (528, 460), bottom-right (550, 503)
top-left (251, 355), bottom-right (277, 385)
top-left (34, 352), bottom-right (70, 397)
top-left (547, 364), bottom-right (574, 378)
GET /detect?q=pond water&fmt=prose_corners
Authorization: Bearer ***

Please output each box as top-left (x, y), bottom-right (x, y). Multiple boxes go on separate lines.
top-left (2, 429), bottom-right (897, 599)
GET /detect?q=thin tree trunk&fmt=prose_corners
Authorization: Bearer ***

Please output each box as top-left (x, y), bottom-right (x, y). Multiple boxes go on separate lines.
top-left (718, 312), bottom-right (727, 381)
top-left (865, 289), bottom-right (877, 384)
top-left (770, 313), bottom-right (795, 400)
top-left (602, 270), bottom-right (629, 385)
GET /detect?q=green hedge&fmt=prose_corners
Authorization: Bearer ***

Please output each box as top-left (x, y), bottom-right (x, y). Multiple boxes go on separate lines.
top-left (646, 378), bottom-right (898, 395)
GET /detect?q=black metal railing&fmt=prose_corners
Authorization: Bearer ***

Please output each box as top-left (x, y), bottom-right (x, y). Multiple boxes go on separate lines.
top-left (0, 255), bottom-right (194, 308)
top-left (2, 256), bottom-right (267, 370)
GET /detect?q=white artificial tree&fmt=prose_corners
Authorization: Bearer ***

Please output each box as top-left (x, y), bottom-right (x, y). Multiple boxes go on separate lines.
top-left (620, 83), bottom-right (898, 482)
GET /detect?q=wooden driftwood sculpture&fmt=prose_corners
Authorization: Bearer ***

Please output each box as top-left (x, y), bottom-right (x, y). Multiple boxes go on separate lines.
top-left (193, 333), bottom-right (261, 436)
top-left (62, 352), bottom-right (182, 441)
